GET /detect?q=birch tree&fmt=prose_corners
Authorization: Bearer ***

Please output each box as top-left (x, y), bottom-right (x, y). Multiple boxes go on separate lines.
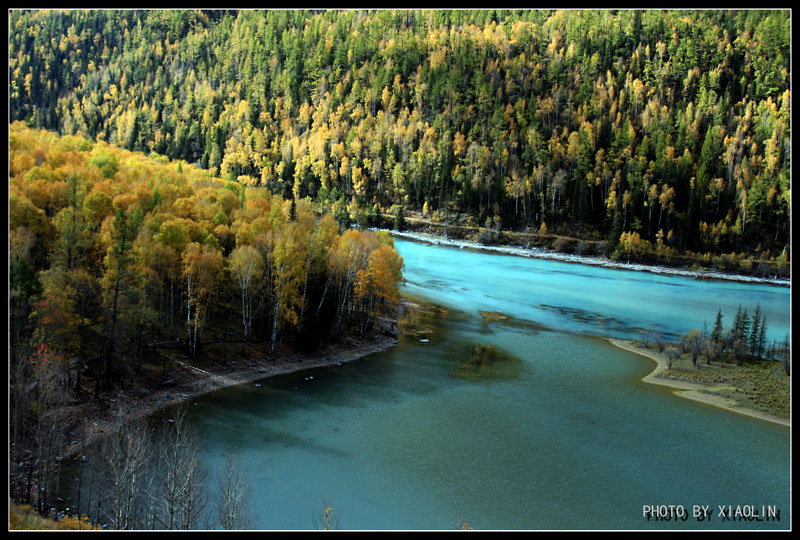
top-left (228, 245), bottom-right (264, 348)
top-left (216, 453), bottom-right (251, 530)
top-left (156, 408), bottom-right (206, 530)
top-left (269, 226), bottom-right (305, 352)
top-left (103, 416), bottom-right (154, 530)
top-left (354, 242), bottom-right (404, 336)
top-left (182, 242), bottom-right (223, 359)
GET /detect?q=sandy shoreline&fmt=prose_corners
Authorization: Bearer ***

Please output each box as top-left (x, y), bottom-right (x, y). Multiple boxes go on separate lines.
top-left (607, 338), bottom-right (790, 427)
top-left (388, 230), bottom-right (790, 287)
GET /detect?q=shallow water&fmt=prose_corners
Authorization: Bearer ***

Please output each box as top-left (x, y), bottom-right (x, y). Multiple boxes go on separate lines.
top-left (67, 237), bottom-right (792, 530)
top-left (396, 238), bottom-right (790, 343)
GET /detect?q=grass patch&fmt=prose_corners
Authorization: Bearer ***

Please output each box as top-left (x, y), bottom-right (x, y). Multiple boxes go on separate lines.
top-left (659, 356), bottom-right (790, 419)
top-left (9, 500), bottom-right (99, 530)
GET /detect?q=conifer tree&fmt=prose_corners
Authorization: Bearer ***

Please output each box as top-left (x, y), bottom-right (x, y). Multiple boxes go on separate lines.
top-left (711, 308), bottom-right (724, 344)
top-left (748, 303), bottom-right (763, 358)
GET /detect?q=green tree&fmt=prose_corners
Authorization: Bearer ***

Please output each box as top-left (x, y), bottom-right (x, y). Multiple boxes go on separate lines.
top-left (748, 302), bottom-right (763, 358)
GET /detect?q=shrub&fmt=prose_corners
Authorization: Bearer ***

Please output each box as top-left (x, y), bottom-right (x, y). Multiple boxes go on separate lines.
top-left (9, 500), bottom-right (98, 530)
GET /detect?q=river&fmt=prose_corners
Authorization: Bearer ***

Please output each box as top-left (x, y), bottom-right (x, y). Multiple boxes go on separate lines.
top-left (70, 236), bottom-right (793, 530)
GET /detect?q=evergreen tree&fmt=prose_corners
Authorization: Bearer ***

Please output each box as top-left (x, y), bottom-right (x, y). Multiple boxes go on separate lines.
top-left (756, 314), bottom-right (767, 360)
top-left (748, 302), bottom-right (762, 358)
top-left (778, 334), bottom-right (790, 375)
top-left (289, 196), bottom-right (297, 222)
top-left (394, 204), bottom-right (406, 231)
top-left (711, 308), bottom-right (724, 344)
top-left (729, 304), bottom-right (750, 363)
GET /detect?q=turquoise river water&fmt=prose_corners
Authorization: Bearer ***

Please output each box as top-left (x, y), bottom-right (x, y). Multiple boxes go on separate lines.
top-left (83, 237), bottom-right (794, 530)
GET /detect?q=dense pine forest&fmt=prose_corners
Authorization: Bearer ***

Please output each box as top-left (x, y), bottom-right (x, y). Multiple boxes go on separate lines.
top-left (9, 9), bottom-right (791, 274)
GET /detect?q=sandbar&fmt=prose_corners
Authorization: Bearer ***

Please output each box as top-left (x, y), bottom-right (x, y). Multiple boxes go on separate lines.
top-left (607, 338), bottom-right (790, 428)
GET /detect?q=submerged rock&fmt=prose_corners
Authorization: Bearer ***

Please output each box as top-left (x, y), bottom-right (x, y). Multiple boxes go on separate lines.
top-left (478, 310), bottom-right (548, 333)
top-left (451, 343), bottom-right (528, 382)
top-left (479, 310), bottom-right (510, 322)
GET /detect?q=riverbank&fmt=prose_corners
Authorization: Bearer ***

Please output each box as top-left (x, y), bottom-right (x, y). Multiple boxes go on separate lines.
top-left (388, 230), bottom-right (790, 288)
top-left (608, 338), bottom-right (790, 427)
top-left (62, 325), bottom-right (398, 458)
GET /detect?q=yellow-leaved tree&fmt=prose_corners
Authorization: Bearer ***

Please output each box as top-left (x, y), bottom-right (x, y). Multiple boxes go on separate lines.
top-left (269, 226), bottom-right (306, 352)
top-left (182, 242), bottom-right (223, 359)
top-left (228, 245), bottom-right (264, 348)
top-left (354, 242), bottom-right (404, 336)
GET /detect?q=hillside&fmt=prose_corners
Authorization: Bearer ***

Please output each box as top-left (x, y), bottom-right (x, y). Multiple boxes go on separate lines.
top-left (9, 121), bottom-right (403, 517)
top-left (9, 9), bottom-right (791, 267)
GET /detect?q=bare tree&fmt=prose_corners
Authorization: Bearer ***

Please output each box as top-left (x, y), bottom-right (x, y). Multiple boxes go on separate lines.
top-left (665, 347), bottom-right (681, 370)
top-left (216, 453), bottom-right (251, 530)
top-left (681, 329), bottom-right (706, 367)
top-left (178, 460), bottom-right (207, 530)
top-left (155, 407), bottom-right (206, 530)
top-left (653, 333), bottom-right (668, 353)
top-left (9, 346), bottom-right (32, 505)
top-left (24, 345), bottom-right (70, 515)
top-left (102, 415), bottom-right (154, 530)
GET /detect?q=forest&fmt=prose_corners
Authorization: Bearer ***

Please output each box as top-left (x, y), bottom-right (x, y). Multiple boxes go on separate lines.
top-left (9, 121), bottom-right (403, 523)
top-left (8, 9), bottom-right (791, 273)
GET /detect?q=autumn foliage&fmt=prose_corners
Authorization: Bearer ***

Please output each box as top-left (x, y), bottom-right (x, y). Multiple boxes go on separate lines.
top-left (9, 122), bottom-right (404, 515)
top-left (10, 120), bottom-right (403, 376)
top-left (8, 9), bottom-right (791, 270)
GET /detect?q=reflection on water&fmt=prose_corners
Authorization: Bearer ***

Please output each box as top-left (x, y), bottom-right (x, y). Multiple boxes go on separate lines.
top-left (478, 310), bottom-right (550, 334)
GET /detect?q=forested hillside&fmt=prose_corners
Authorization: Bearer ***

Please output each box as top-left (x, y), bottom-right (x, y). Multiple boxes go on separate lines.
top-left (10, 119), bottom-right (403, 371)
top-left (9, 9), bottom-right (791, 270)
top-left (9, 121), bottom-right (403, 516)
